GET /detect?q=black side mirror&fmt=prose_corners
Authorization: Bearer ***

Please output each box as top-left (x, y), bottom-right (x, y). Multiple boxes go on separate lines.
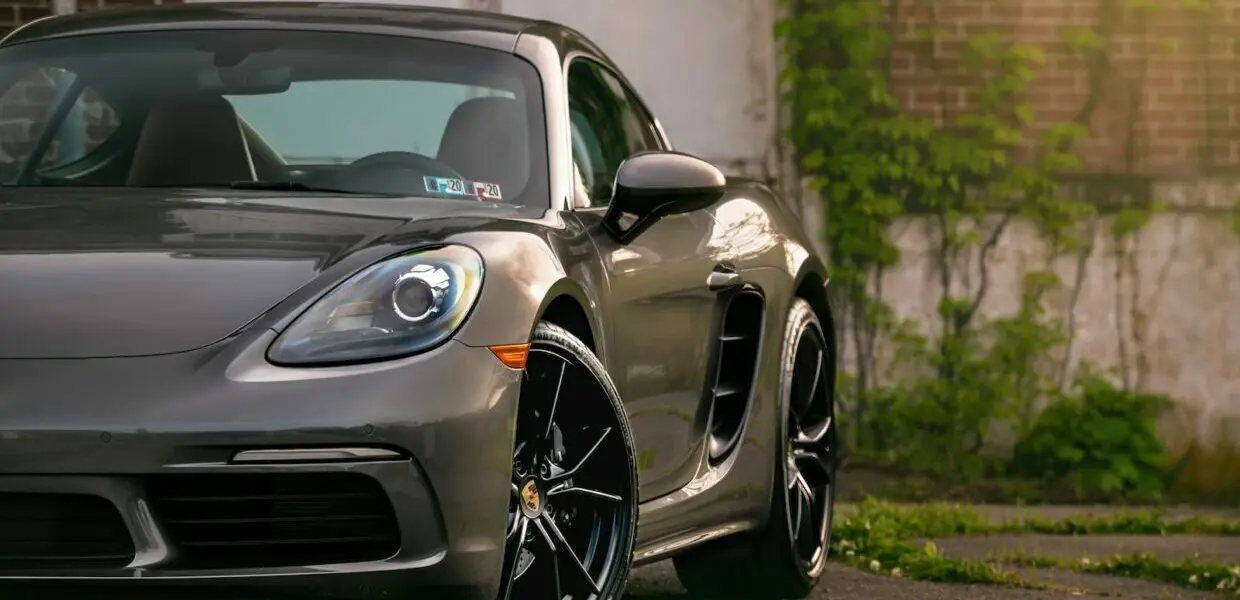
top-left (601, 151), bottom-right (726, 244)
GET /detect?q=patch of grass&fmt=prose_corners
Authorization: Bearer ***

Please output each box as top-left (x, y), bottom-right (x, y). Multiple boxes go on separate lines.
top-left (1002, 552), bottom-right (1240, 595)
top-left (830, 500), bottom-right (1040, 587)
top-left (829, 499), bottom-right (1240, 591)
top-left (837, 499), bottom-right (992, 538)
top-left (999, 552), bottom-right (1058, 568)
top-left (999, 513), bottom-right (1240, 536)
top-left (1085, 554), bottom-right (1240, 595)
top-left (839, 498), bottom-right (1240, 537)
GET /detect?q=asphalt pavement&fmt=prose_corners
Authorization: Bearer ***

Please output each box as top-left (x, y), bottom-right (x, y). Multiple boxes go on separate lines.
top-left (627, 556), bottom-right (1218, 600)
top-left (626, 505), bottom-right (1238, 600)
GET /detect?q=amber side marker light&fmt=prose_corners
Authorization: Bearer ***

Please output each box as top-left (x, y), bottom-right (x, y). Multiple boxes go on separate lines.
top-left (489, 343), bottom-right (531, 369)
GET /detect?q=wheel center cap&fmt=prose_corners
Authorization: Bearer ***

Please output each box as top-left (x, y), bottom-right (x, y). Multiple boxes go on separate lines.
top-left (519, 479), bottom-right (543, 517)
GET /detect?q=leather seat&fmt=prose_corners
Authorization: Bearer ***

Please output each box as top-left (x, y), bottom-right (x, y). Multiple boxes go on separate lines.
top-left (127, 94), bottom-right (256, 187)
top-left (436, 96), bottom-right (530, 200)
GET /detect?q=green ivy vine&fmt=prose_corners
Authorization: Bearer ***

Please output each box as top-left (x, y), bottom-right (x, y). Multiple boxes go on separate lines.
top-left (776, 0), bottom-right (1181, 499)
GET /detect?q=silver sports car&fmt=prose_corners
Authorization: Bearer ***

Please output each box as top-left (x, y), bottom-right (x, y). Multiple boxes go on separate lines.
top-left (0, 3), bottom-right (838, 599)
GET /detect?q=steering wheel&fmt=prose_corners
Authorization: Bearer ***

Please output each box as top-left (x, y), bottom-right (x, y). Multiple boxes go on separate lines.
top-left (328, 151), bottom-right (464, 196)
top-left (348, 151), bottom-right (459, 174)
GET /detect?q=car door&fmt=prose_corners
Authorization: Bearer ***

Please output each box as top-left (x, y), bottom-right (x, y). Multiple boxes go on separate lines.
top-left (566, 57), bottom-right (721, 501)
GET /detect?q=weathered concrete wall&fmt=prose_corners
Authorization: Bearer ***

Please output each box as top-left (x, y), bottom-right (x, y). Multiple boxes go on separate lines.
top-left (852, 180), bottom-right (1240, 489)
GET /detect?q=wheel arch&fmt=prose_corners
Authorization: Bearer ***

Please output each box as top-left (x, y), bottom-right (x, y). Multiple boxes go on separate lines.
top-left (792, 257), bottom-right (837, 398)
top-left (531, 278), bottom-right (602, 357)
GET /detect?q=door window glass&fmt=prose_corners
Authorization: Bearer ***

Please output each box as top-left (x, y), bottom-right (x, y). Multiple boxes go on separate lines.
top-left (566, 59), bottom-right (663, 207)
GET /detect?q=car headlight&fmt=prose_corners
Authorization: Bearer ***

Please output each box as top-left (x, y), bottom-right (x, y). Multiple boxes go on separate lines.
top-left (267, 245), bottom-right (484, 365)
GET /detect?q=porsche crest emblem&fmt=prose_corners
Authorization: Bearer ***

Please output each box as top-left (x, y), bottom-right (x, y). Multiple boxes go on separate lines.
top-left (520, 480), bottom-right (541, 513)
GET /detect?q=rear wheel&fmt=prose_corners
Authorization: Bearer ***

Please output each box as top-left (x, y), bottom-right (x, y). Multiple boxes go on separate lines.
top-left (674, 299), bottom-right (837, 599)
top-left (495, 322), bottom-right (638, 600)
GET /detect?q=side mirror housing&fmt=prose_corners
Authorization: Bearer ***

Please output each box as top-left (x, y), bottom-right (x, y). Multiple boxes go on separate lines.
top-left (601, 151), bottom-right (726, 244)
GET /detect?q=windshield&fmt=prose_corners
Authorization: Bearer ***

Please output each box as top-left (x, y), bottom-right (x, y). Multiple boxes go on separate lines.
top-left (0, 29), bottom-right (548, 205)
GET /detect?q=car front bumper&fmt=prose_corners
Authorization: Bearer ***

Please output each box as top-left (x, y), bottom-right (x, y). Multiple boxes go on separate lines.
top-left (0, 329), bottom-right (522, 599)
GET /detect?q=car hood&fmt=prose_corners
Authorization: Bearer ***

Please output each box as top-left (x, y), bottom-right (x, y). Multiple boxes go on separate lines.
top-left (0, 189), bottom-right (530, 359)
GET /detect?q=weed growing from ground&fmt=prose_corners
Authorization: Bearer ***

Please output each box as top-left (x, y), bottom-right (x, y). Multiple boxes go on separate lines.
top-left (838, 498), bottom-right (1240, 537)
top-left (830, 499), bottom-right (1240, 591)
top-left (1003, 552), bottom-right (1240, 596)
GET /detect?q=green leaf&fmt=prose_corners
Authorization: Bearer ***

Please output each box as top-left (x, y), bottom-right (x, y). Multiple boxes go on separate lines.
top-left (1055, 445), bottom-right (1087, 463)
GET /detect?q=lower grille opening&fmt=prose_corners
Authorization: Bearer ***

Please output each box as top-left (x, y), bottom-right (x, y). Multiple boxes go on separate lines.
top-left (0, 493), bottom-right (135, 570)
top-left (146, 472), bottom-right (400, 569)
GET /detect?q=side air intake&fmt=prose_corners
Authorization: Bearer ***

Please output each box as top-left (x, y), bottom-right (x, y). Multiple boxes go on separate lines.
top-left (706, 289), bottom-right (765, 463)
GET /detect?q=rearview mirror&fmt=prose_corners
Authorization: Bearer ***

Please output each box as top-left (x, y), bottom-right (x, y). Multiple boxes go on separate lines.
top-left (197, 65), bottom-right (292, 95)
top-left (601, 151), bottom-right (726, 244)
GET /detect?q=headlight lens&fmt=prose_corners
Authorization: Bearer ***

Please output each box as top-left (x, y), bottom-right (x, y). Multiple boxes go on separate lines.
top-left (267, 245), bottom-right (484, 365)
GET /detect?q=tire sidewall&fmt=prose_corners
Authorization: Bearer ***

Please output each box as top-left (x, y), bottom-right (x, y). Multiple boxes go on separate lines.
top-left (772, 299), bottom-right (832, 582)
top-left (518, 322), bottom-right (638, 600)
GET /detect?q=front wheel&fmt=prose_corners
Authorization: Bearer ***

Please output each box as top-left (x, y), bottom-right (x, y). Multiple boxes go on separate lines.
top-left (495, 322), bottom-right (639, 600)
top-left (674, 298), bottom-right (837, 599)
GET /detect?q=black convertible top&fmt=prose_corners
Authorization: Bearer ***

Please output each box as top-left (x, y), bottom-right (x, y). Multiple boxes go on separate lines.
top-left (1, 2), bottom-right (542, 52)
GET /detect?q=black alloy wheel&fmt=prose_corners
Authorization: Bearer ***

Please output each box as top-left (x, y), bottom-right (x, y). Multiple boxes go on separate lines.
top-left (496, 322), bottom-right (638, 600)
top-left (783, 308), bottom-right (836, 573)
top-left (674, 298), bottom-right (836, 600)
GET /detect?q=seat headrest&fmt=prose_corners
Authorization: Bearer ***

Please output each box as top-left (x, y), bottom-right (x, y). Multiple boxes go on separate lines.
top-left (126, 94), bottom-right (256, 187)
top-left (436, 97), bottom-right (529, 200)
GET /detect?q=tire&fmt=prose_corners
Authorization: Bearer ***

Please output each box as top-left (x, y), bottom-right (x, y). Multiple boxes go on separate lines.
top-left (494, 322), bottom-right (639, 600)
top-left (673, 299), bottom-right (837, 600)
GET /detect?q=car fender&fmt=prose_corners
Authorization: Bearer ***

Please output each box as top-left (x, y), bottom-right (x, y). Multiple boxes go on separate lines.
top-left (446, 230), bottom-right (604, 356)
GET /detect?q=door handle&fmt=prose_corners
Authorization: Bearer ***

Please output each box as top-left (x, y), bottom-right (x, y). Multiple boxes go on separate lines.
top-left (706, 265), bottom-right (743, 292)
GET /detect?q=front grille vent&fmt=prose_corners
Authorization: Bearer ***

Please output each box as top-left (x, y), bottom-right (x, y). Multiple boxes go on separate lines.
top-left (0, 493), bottom-right (135, 570)
top-left (146, 472), bottom-right (400, 569)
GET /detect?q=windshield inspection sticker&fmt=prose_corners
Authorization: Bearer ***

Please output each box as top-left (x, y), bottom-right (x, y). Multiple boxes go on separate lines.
top-left (424, 176), bottom-right (503, 201)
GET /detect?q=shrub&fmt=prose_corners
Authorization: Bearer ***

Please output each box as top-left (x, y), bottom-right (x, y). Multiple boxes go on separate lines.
top-left (1009, 372), bottom-right (1171, 500)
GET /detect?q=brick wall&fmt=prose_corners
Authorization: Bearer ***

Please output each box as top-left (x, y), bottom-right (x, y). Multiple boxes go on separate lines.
top-left (0, 0), bottom-right (52, 35)
top-left (889, 0), bottom-right (1240, 177)
top-left (1, 0), bottom-right (182, 37)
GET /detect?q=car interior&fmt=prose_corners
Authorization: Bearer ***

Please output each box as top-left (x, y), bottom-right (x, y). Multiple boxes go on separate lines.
top-left (28, 88), bottom-right (533, 201)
